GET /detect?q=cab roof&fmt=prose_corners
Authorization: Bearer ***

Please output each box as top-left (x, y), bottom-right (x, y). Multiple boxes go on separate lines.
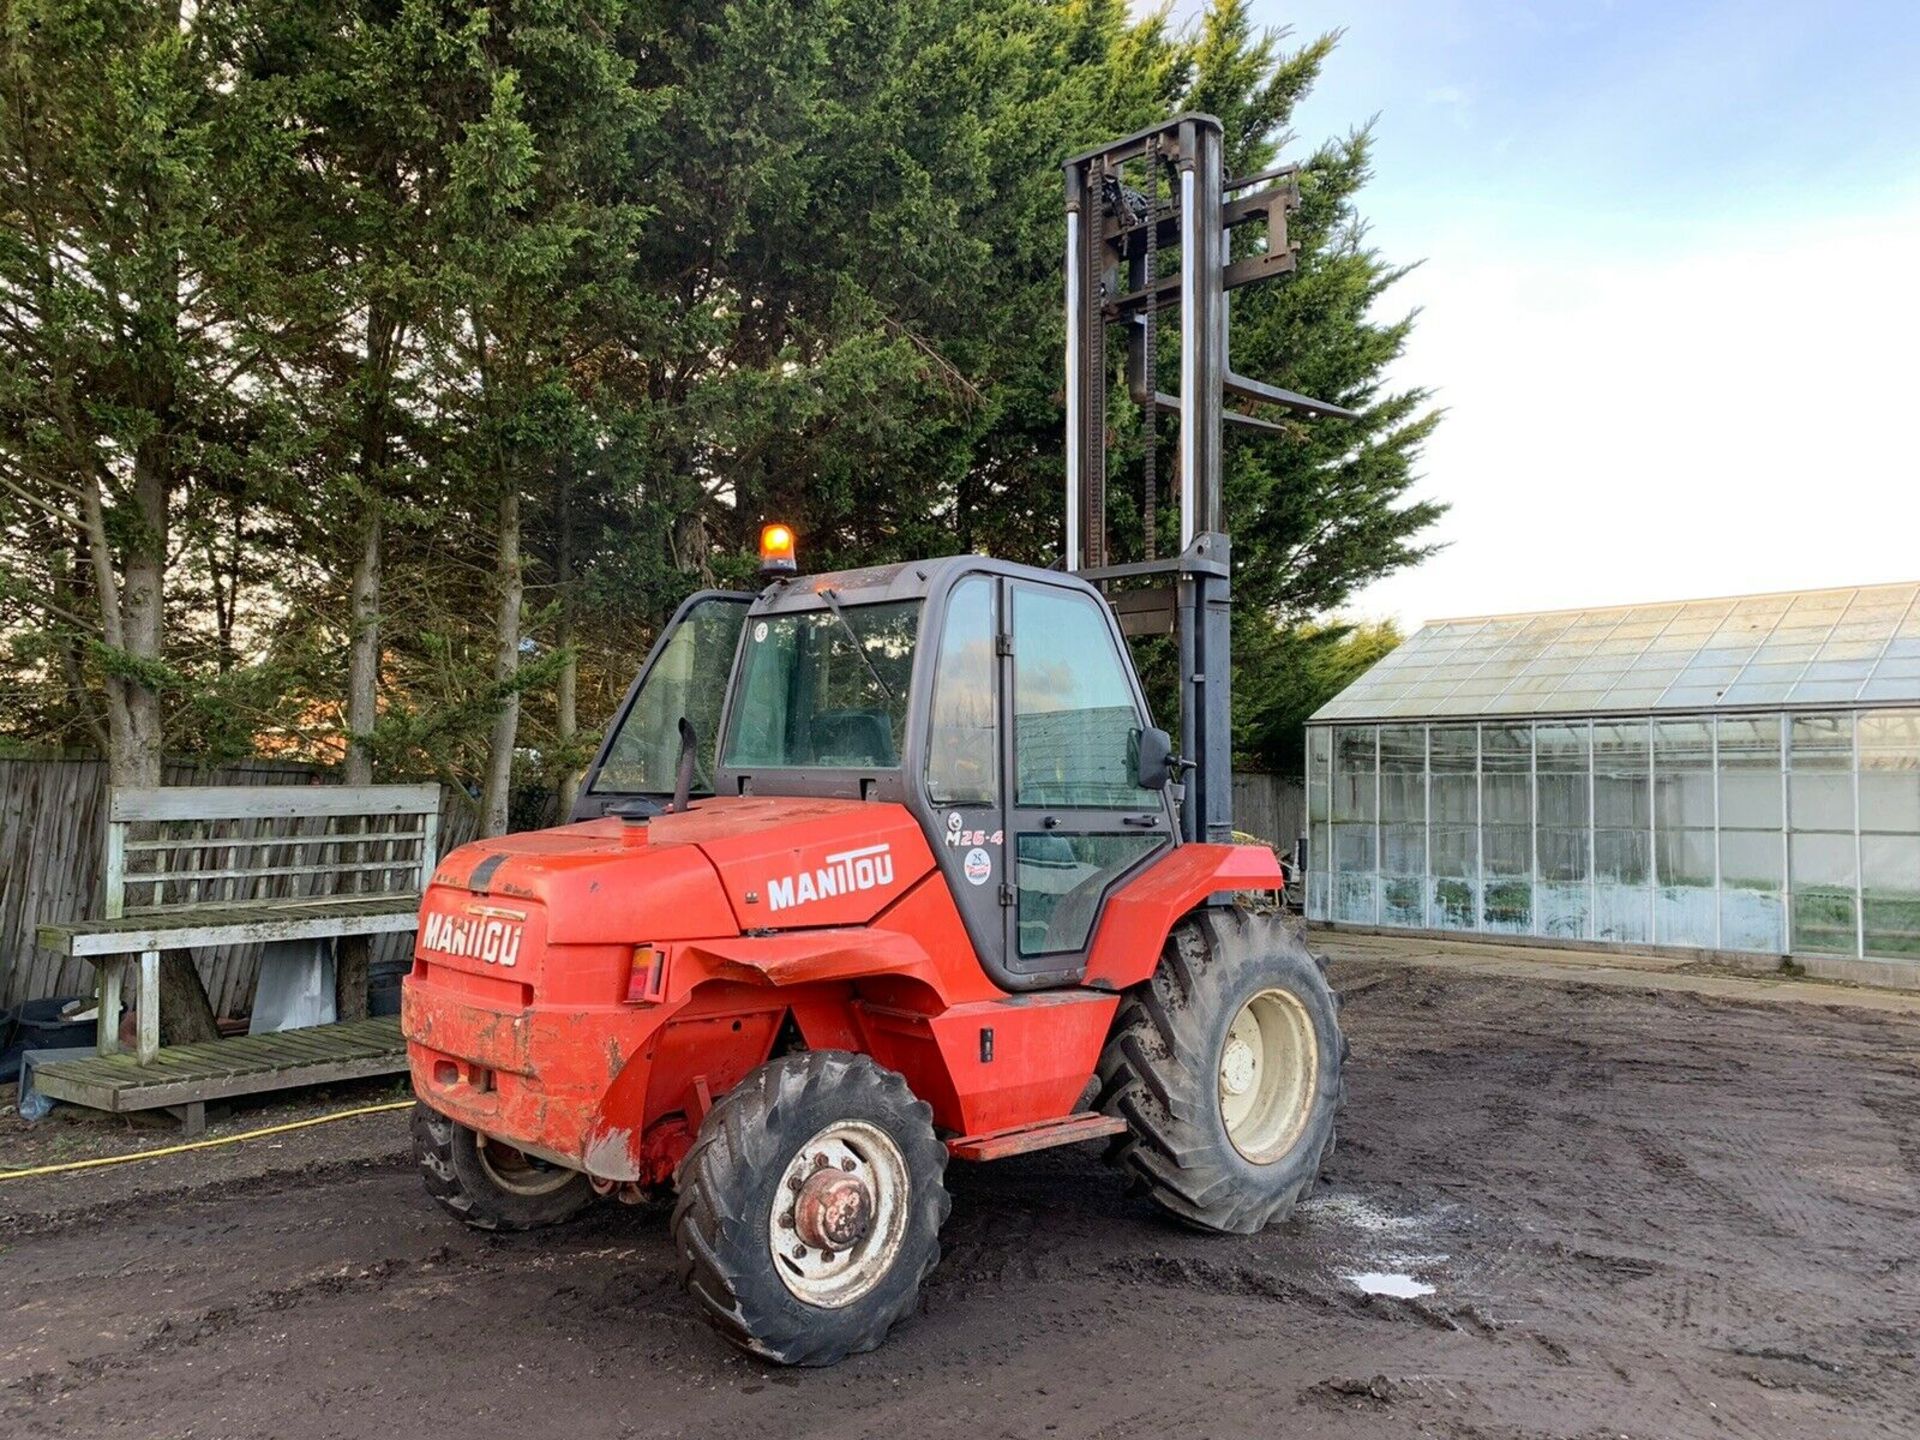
top-left (749, 553), bottom-right (1084, 614)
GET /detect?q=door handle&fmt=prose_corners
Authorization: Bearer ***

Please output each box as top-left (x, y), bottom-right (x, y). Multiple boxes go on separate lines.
top-left (1042, 815), bottom-right (1060, 829)
top-left (1122, 813), bottom-right (1161, 828)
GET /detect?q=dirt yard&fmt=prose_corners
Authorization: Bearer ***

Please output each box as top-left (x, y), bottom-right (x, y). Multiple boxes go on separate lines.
top-left (5, 952), bottom-right (1917, 1440)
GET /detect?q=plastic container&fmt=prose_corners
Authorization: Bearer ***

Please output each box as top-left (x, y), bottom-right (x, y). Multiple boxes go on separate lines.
top-left (368, 960), bottom-right (408, 1018)
top-left (3, 997), bottom-right (95, 1086)
top-left (18, 996), bottom-right (96, 1050)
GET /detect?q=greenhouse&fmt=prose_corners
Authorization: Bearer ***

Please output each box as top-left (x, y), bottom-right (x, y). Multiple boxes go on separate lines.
top-left (1304, 582), bottom-right (1920, 981)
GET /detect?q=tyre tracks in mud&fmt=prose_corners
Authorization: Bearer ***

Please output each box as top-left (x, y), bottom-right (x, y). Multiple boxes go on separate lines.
top-left (4, 967), bottom-right (1919, 1440)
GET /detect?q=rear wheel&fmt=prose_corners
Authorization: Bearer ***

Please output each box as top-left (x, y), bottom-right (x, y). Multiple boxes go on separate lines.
top-left (411, 1102), bottom-right (594, 1232)
top-left (671, 1051), bottom-right (950, 1366)
top-left (1097, 909), bottom-right (1345, 1234)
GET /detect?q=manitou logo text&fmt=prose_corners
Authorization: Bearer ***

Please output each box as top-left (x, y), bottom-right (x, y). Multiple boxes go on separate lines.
top-left (422, 909), bottom-right (524, 967)
top-left (766, 843), bottom-right (894, 913)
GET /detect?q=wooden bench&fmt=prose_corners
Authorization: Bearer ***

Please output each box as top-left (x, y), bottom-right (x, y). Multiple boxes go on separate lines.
top-left (22, 1016), bottom-right (408, 1131)
top-left (32, 784), bottom-right (437, 1128)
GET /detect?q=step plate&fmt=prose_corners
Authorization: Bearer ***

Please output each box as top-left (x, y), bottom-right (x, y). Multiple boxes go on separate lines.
top-left (947, 1111), bottom-right (1127, 1162)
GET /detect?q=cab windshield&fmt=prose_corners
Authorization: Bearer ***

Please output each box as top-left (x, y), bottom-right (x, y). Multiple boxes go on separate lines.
top-left (722, 601), bottom-right (920, 770)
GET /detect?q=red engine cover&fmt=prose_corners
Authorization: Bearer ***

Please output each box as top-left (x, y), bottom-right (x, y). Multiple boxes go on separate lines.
top-left (407, 798), bottom-right (1278, 1184)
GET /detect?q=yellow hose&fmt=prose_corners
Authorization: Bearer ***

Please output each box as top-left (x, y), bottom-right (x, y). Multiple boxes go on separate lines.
top-left (0, 1098), bottom-right (415, 1181)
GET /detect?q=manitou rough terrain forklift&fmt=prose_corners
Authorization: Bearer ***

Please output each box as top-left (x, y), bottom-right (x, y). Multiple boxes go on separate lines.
top-left (405, 115), bottom-right (1351, 1365)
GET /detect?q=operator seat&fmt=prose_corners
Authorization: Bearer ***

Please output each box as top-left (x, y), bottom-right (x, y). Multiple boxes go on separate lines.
top-left (810, 709), bottom-right (895, 767)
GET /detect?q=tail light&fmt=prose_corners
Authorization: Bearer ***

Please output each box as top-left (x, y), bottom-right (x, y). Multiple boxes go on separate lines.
top-left (627, 946), bottom-right (668, 1004)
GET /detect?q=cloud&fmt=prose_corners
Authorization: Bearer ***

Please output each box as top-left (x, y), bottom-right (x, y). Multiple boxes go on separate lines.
top-left (1352, 193), bottom-right (1920, 627)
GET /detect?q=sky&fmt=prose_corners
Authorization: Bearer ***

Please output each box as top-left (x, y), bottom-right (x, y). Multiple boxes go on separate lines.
top-left (1186, 1), bottom-right (1920, 628)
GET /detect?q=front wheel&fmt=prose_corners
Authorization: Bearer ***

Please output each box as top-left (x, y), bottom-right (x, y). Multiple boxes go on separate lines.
top-left (411, 1103), bottom-right (595, 1232)
top-left (671, 1051), bottom-right (950, 1366)
top-left (1097, 908), bottom-right (1345, 1234)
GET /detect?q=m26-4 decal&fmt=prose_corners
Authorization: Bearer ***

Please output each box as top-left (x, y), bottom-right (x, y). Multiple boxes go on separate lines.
top-left (944, 811), bottom-right (1002, 849)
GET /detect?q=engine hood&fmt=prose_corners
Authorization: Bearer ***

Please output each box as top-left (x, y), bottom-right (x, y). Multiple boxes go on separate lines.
top-left (428, 796), bottom-right (936, 944)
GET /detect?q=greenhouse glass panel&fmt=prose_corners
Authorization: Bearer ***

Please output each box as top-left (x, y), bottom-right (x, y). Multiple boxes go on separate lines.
top-left (1862, 836), bottom-right (1920, 959)
top-left (1653, 718), bottom-right (1716, 947)
top-left (1717, 716), bottom-right (1785, 952)
top-left (1719, 830), bottom-right (1785, 951)
top-left (1791, 832), bottom-right (1858, 954)
top-left (1859, 710), bottom-right (1920, 958)
top-left (1306, 726), bottom-right (1331, 919)
top-left (1428, 726), bottom-right (1479, 930)
top-left (1481, 723), bottom-right (1533, 933)
top-left (1858, 710), bottom-right (1920, 833)
top-left (1332, 726), bottom-right (1379, 923)
top-left (1790, 714), bottom-right (1856, 954)
top-left (1535, 721), bottom-right (1591, 937)
top-left (1592, 721), bottom-right (1651, 943)
top-left (1718, 716), bottom-right (1784, 829)
top-left (1378, 726), bottom-right (1426, 927)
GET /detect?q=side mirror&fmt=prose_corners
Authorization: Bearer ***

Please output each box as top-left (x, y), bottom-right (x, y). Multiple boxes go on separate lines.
top-left (1134, 726), bottom-right (1176, 791)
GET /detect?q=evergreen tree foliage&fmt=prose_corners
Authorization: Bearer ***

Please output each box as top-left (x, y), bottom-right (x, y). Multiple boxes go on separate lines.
top-left (1239, 617), bottom-right (1402, 777)
top-left (1, 0), bottom-right (1441, 794)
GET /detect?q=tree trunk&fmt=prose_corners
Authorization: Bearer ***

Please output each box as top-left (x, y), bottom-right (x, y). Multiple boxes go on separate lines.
top-left (51, 548), bottom-right (109, 753)
top-left (556, 641), bottom-right (579, 817)
top-left (113, 437), bottom-right (168, 789)
top-left (337, 514), bottom-right (382, 1021)
top-left (478, 486), bottom-right (522, 838)
top-left (554, 452), bottom-right (580, 816)
top-left (338, 306), bottom-right (395, 1021)
top-left (157, 955), bottom-right (221, 1046)
top-left (336, 508), bottom-right (381, 1022)
top-left (344, 298), bottom-right (397, 786)
top-left (344, 506), bottom-right (381, 787)
top-left (336, 510), bottom-right (380, 1019)
top-left (129, 422), bottom-right (219, 1045)
top-left (334, 938), bottom-right (371, 1024)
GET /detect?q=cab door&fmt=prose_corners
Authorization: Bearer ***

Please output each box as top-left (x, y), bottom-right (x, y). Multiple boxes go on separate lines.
top-left (921, 574), bottom-right (1009, 971)
top-left (998, 579), bottom-right (1174, 984)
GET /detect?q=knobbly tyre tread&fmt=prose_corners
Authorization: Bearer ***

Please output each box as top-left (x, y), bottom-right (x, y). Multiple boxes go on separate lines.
top-left (410, 1101), bottom-right (593, 1232)
top-left (671, 1050), bottom-right (951, 1366)
top-left (1096, 908), bottom-right (1346, 1234)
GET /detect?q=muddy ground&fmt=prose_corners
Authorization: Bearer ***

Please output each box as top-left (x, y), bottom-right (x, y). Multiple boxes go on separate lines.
top-left (4, 959), bottom-right (1917, 1440)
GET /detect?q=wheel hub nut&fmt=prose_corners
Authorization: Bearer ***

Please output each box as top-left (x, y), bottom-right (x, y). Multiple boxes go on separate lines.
top-left (792, 1169), bottom-right (873, 1251)
top-left (1220, 1037), bottom-right (1257, 1097)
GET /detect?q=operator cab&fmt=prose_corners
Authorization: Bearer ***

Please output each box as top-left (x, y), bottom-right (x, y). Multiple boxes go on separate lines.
top-left (573, 548), bottom-right (1182, 988)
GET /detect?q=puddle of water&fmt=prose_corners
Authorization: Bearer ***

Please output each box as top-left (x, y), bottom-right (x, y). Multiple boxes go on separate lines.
top-left (1345, 1271), bottom-right (1436, 1299)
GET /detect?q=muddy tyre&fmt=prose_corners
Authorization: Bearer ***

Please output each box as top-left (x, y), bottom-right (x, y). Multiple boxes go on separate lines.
top-left (672, 1051), bottom-right (950, 1366)
top-left (411, 1102), bottom-right (594, 1232)
top-left (1097, 908), bottom-right (1345, 1234)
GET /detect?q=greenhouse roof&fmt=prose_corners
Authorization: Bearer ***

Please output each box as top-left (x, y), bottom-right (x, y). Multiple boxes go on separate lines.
top-left (1312, 582), bottom-right (1920, 723)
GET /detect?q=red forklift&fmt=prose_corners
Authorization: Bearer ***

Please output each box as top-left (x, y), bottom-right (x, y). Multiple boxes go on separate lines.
top-left (405, 115), bottom-right (1351, 1365)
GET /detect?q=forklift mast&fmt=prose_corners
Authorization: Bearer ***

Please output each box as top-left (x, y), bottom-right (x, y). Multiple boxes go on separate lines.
top-left (1063, 113), bottom-right (1351, 846)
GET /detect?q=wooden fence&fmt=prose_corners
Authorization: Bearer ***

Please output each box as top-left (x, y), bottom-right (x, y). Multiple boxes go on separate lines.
top-left (0, 759), bottom-right (1302, 1012)
top-left (0, 760), bottom-right (478, 1014)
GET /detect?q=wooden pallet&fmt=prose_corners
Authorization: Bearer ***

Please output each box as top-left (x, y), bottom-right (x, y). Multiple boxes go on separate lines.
top-left (29, 1016), bottom-right (408, 1135)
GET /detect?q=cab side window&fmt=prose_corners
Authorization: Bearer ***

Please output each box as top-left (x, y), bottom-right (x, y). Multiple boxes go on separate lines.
top-left (1013, 585), bottom-right (1157, 809)
top-left (926, 577), bottom-right (999, 805)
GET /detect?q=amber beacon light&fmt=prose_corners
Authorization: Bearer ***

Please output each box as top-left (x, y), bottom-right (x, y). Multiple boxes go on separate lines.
top-left (758, 522), bottom-right (798, 577)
